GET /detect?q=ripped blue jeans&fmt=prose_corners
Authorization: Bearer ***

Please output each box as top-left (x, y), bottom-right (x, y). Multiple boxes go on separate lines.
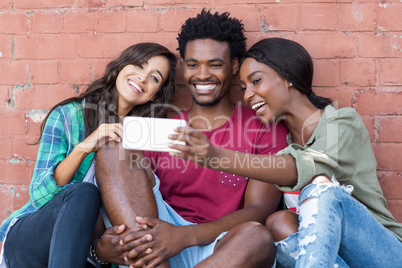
top-left (275, 182), bottom-right (402, 268)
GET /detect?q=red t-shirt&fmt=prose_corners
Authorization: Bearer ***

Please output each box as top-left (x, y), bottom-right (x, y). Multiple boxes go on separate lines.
top-left (144, 105), bottom-right (288, 223)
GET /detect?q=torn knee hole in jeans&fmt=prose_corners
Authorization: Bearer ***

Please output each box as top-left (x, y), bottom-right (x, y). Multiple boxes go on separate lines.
top-left (299, 197), bottom-right (318, 228)
top-left (298, 234), bottom-right (317, 257)
top-left (275, 238), bottom-right (299, 259)
top-left (297, 197), bottom-right (319, 259)
top-left (300, 196), bottom-right (317, 205)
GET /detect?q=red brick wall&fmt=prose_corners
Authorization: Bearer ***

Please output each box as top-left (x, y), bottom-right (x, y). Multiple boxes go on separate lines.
top-left (1, 0), bottom-right (402, 248)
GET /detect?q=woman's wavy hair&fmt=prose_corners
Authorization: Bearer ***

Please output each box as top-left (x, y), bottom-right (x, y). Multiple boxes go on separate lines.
top-left (245, 38), bottom-right (332, 109)
top-left (37, 42), bottom-right (177, 141)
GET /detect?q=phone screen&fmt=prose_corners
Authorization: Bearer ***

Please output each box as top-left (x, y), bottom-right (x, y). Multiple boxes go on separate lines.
top-left (123, 117), bottom-right (187, 152)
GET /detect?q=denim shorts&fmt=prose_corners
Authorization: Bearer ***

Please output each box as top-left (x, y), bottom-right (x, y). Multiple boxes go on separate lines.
top-left (153, 176), bottom-right (226, 267)
top-left (103, 176), bottom-right (226, 268)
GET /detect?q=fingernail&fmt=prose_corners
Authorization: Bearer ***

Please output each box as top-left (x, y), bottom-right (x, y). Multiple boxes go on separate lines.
top-left (120, 239), bottom-right (124, 245)
top-left (146, 234), bottom-right (152, 241)
top-left (124, 256), bottom-right (128, 262)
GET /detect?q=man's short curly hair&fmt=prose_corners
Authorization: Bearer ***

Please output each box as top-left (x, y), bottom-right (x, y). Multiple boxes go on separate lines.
top-left (177, 9), bottom-right (247, 61)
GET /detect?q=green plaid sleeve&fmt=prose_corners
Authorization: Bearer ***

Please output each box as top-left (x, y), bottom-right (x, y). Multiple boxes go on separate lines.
top-left (29, 106), bottom-right (70, 209)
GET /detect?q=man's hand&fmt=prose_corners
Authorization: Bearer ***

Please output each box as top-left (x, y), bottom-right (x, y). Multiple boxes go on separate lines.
top-left (96, 224), bottom-right (154, 265)
top-left (121, 217), bottom-right (190, 268)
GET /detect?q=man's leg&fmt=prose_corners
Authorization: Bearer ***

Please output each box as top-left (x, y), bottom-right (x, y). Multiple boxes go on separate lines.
top-left (195, 222), bottom-right (276, 268)
top-left (95, 142), bottom-right (157, 227)
top-left (96, 143), bottom-right (171, 268)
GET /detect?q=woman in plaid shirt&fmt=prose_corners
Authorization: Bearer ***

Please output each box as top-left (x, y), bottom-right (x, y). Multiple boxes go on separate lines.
top-left (0, 42), bottom-right (177, 268)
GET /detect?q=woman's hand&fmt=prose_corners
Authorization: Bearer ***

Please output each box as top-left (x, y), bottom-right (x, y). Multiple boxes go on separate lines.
top-left (76, 123), bottom-right (123, 154)
top-left (54, 122), bottom-right (123, 186)
top-left (168, 126), bottom-right (217, 167)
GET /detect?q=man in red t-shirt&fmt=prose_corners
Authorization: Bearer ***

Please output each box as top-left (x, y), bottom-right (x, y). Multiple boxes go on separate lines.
top-left (95, 9), bottom-right (288, 268)
top-left (143, 106), bottom-right (288, 225)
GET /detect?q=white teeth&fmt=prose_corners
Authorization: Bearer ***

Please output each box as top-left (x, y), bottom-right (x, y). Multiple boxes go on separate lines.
top-left (251, 101), bottom-right (266, 111)
top-left (195, 84), bottom-right (216, 91)
top-left (128, 80), bottom-right (143, 93)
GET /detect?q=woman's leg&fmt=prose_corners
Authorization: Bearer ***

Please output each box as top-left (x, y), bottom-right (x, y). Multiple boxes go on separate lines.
top-left (266, 210), bottom-right (300, 268)
top-left (296, 178), bottom-right (402, 268)
top-left (4, 182), bottom-right (101, 268)
top-left (266, 210), bottom-right (299, 242)
top-left (267, 205), bottom-right (348, 267)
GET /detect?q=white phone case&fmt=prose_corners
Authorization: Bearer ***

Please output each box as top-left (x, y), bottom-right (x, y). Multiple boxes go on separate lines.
top-left (123, 117), bottom-right (187, 152)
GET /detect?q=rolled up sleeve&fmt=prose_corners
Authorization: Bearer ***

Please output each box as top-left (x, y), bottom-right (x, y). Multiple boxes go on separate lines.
top-left (276, 107), bottom-right (364, 192)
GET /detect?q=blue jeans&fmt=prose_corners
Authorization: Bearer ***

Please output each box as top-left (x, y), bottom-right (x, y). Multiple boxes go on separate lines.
top-left (275, 183), bottom-right (402, 268)
top-left (4, 182), bottom-right (101, 268)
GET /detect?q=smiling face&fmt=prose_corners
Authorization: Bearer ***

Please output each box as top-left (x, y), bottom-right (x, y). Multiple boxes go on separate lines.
top-left (240, 57), bottom-right (290, 123)
top-left (115, 55), bottom-right (169, 115)
top-left (183, 38), bottom-right (238, 107)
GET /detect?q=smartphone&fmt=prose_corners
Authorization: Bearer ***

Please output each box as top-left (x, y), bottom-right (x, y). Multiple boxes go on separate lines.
top-left (122, 117), bottom-right (187, 152)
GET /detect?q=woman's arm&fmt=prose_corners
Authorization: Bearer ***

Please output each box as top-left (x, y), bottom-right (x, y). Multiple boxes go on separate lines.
top-left (211, 148), bottom-right (298, 186)
top-left (30, 107), bottom-right (73, 209)
top-left (30, 104), bottom-right (123, 209)
top-left (54, 123), bottom-right (123, 186)
top-left (53, 146), bottom-right (89, 186)
top-left (168, 126), bottom-right (298, 186)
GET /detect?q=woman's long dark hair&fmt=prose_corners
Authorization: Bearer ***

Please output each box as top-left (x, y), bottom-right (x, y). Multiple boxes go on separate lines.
top-left (36, 42), bottom-right (177, 142)
top-left (245, 38), bottom-right (332, 109)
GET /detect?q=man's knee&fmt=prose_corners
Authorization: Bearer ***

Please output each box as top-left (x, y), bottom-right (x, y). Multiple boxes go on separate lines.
top-left (234, 222), bottom-right (276, 266)
top-left (230, 222), bottom-right (274, 249)
top-left (95, 142), bottom-right (120, 187)
top-left (95, 142), bottom-right (151, 188)
top-left (96, 141), bottom-right (121, 163)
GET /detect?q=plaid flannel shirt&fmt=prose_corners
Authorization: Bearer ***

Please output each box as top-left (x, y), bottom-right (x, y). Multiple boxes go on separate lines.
top-left (0, 101), bottom-right (94, 241)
